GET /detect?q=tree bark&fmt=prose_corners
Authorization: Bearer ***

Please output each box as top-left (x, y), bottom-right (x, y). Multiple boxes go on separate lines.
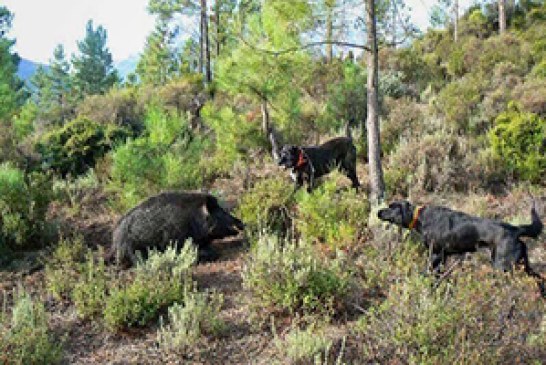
top-left (214, 0), bottom-right (220, 57)
top-left (325, 4), bottom-right (333, 62)
top-left (366, 0), bottom-right (385, 205)
top-left (261, 98), bottom-right (270, 135)
top-left (499, 0), bottom-right (506, 34)
top-left (200, 0), bottom-right (211, 83)
top-left (453, 0), bottom-right (459, 42)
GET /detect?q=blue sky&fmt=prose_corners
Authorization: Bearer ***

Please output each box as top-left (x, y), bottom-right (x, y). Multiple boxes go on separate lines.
top-left (3, 0), bottom-right (474, 64)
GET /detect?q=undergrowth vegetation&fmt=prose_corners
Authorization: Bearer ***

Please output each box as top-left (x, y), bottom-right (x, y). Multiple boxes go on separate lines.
top-left (0, 289), bottom-right (62, 364)
top-left (104, 243), bottom-right (197, 330)
top-left (356, 265), bottom-right (546, 363)
top-left (242, 234), bottom-right (355, 318)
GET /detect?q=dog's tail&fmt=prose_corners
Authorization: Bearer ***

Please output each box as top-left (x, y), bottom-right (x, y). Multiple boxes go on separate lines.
top-left (517, 203), bottom-right (543, 239)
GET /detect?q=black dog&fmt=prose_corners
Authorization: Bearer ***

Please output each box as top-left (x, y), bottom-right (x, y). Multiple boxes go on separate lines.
top-left (275, 137), bottom-right (360, 192)
top-left (378, 200), bottom-right (544, 293)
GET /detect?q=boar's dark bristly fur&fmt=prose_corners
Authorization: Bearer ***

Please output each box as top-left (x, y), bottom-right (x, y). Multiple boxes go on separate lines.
top-left (110, 191), bottom-right (244, 266)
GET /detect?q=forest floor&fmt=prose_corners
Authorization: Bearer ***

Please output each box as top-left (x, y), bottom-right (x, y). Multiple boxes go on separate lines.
top-left (1, 162), bottom-right (545, 364)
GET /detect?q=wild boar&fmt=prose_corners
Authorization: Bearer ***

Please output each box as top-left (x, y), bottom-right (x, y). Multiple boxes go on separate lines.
top-left (111, 191), bottom-right (244, 266)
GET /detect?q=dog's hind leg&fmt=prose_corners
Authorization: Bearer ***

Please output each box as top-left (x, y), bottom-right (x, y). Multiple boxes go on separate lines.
top-left (516, 240), bottom-right (546, 297)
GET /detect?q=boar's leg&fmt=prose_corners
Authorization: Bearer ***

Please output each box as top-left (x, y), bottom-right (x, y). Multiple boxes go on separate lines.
top-left (189, 214), bottom-right (219, 262)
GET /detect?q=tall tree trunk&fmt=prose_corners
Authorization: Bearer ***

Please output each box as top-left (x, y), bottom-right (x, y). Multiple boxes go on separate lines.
top-left (325, 4), bottom-right (333, 62)
top-left (261, 98), bottom-right (270, 135)
top-left (199, 8), bottom-right (203, 74)
top-left (499, 0), bottom-right (506, 34)
top-left (366, 0), bottom-right (385, 205)
top-left (215, 0), bottom-right (220, 57)
top-left (453, 0), bottom-right (459, 42)
top-left (391, 0), bottom-right (397, 48)
top-left (200, 0), bottom-right (211, 83)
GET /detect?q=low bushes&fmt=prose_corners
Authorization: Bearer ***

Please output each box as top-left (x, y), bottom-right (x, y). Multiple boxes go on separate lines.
top-left (0, 164), bottom-right (55, 250)
top-left (296, 177), bottom-right (369, 248)
top-left (157, 291), bottom-right (224, 353)
top-left (356, 265), bottom-right (546, 364)
top-left (0, 289), bottom-right (62, 364)
top-left (489, 103), bottom-right (546, 183)
top-left (242, 234), bottom-right (353, 317)
top-left (37, 117), bottom-right (129, 176)
top-left (104, 243), bottom-right (196, 331)
top-left (273, 323), bottom-right (335, 364)
top-left (236, 176), bottom-right (296, 238)
top-left (45, 235), bottom-right (87, 300)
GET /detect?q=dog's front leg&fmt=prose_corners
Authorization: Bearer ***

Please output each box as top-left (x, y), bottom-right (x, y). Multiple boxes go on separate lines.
top-left (291, 170), bottom-right (304, 190)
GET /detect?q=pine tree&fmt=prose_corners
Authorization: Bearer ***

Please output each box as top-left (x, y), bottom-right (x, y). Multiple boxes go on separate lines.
top-left (72, 20), bottom-right (119, 96)
top-left (31, 45), bottom-right (73, 124)
top-left (136, 21), bottom-right (178, 85)
top-left (0, 6), bottom-right (24, 120)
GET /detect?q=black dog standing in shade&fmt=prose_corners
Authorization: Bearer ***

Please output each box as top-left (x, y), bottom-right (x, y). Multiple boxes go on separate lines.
top-left (378, 200), bottom-right (545, 296)
top-left (275, 137), bottom-right (361, 192)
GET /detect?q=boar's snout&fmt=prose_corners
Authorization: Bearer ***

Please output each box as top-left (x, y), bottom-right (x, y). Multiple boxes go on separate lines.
top-left (209, 207), bottom-right (245, 238)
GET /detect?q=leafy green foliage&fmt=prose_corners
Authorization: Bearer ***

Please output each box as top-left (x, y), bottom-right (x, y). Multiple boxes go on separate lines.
top-left (242, 234), bottom-right (353, 317)
top-left (30, 45), bottom-right (73, 125)
top-left (236, 176), bottom-right (296, 238)
top-left (296, 177), bottom-right (369, 249)
top-left (72, 249), bottom-right (108, 319)
top-left (202, 104), bottom-right (266, 175)
top-left (104, 243), bottom-right (196, 331)
top-left (76, 87), bottom-right (145, 134)
top-left (489, 103), bottom-right (546, 182)
top-left (433, 76), bottom-right (484, 132)
top-left (37, 117), bottom-right (127, 176)
top-left (0, 289), bottom-right (62, 364)
top-left (356, 267), bottom-right (545, 364)
top-left (109, 108), bottom-right (206, 210)
top-left (273, 323), bottom-right (334, 364)
top-left (0, 6), bottom-right (26, 121)
top-left (72, 20), bottom-right (119, 97)
top-left (0, 165), bottom-right (54, 250)
top-left (157, 291), bottom-right (225, 353)
top-left (45, 235), bottom-right (87, 300)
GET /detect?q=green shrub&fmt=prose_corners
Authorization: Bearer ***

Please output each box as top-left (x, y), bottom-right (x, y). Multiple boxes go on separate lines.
top-left (104, 243), bottom-right (197, 331)
top-left (242, 234), bottom-right (353, 317)
top-left (72, 249), bottom-right (108, 319)
top-left (381, 97), bottom-right (424, 156)
top-left (385, 130), bottom-right (478, 195)
top-left (323, 62), bottom-right (367, 133)
top-left (489, 103), bottom-right (546, 183)
top-left (109, 109), bottom-right (206, 211)
top-left (236, 177), bottom-right (296, 238)
top-left (76, 87), bottom-right (144, 134)
top-left (273, 323), bottom-right (334, 364)
top-left (530, 59), bottom-right (546, 79)
top-left (45, 236), bottom-right (87, 300)
top-left (37, 117), bottom-right (129, 176)
top-left (512, 79), bottom-right (546, 116)
top-left (202, 105), bottom-right (265, 176)
top-left (296, 177), bottom-right (369, 248)
top-left (0, 165), bottom-right (55, 250)
top-left (157, 291), bottom-right (224, 353)
top-left (11, 101), bottom-right (37, 141)
top-left (356, 267), bottom-right (545, 364)
top-left (0, 289), bottom-right (62, 364)
top-left (156, 74), bottom-right (205, 113)
top-left (433, 76), bottom-right (483, 132)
